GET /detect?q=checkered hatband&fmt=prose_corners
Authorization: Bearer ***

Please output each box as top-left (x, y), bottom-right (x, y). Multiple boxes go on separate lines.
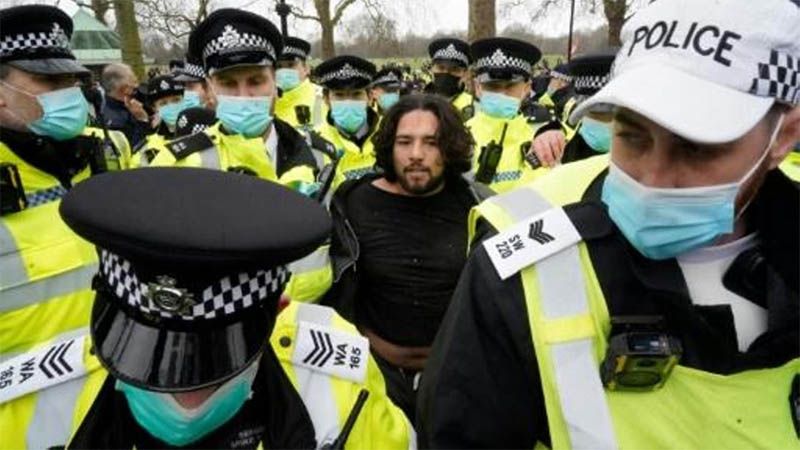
top-left (433, 44), bottom-right (470, 66)
top-left (318, 63), bottom-right (373, 85)
top-left (282, 45), bottom-right (308, 60)
top-left (0, 22), bottom-right (72, 59)
top-left (183, 62), bottom-right (206, 79)
top-left (372, 72), bottom-right (400, 86)
top-left (98, 249), bottom-right (290, 321)
top-left (749, 50), bottom-right (800, 105)
top-left (203, 25), bottom-right (276, 63)
top-left (574, 74), bottom-right (611, 92)
top-left (475, 49), bottom-right (532, 74)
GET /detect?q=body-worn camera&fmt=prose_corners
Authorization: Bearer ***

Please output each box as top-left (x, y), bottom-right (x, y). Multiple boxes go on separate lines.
top-left (600, 316), bottom-right (682, 391)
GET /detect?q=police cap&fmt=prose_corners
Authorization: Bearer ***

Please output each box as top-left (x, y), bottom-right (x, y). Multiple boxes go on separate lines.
top-left (428, 38), bottom-right (472, 68)
top-left (147, 74), bottom-right (184, 103)
top-left (175, 107), bottom-right (217, 138)
top-left (372, 66), bottom-right (404, 89)
top-left (471, 37), bottom-right (541, 83)
top-left (569, 50), bottom-right (616, 96)
top-left (60, 168), bottom-right (331, 391)
top-left (189, 8), bottom-right (283, 76)
top-left (0, 5), bottom-right (88, 75)
top-left (313, 55), bottom-right (376, 90)
top-left (279, 36), bottom-right (311, 62)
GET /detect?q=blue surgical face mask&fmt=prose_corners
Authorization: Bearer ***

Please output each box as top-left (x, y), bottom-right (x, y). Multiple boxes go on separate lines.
top-left (331, 100), bottom-right (368, 134)
top-left (116, 360), bottom-right (259, 447)
top-left (602, 116), bottom-right (783, 260)
top-left (377, 92), bottom-right (400, 111)
top-left (479, 91), bottom-right (520, 120)
top-left (276, 68), bottom-right (302, 92)
top-left (579, 117), bottom-right (612, 153)
top-left (216, 94), bottom-right (272, 138)
top-left (182, 91), bottom-right (203, 110)
top-left (158, 101), bottom-right (183, 128)
top-left (2, 83), bottom-right (89, 141)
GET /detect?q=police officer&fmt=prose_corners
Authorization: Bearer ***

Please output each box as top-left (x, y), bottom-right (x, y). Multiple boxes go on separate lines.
top-left (149, 9), bottom-right (317, 189)
top-left (274, 36), bottom-right (327, 130)
top-left (532, 51), bottom-right (616, 166)
top-left (57, 168), bottom-right (415, 449)
top-left (371, 66), bottom-right (404, 116)
top-left (313, 55), bottom-right (379, 191)
top-left (0, 5), bottom-right (130, 448)
top-left (174, 52), bottom-right (216, 110)
top-left (418, 0), bottom-right (800, 447)
top-left (467, 37), bottom-right (548, 193)
top-left (426, 38), bottom-right (474, 121)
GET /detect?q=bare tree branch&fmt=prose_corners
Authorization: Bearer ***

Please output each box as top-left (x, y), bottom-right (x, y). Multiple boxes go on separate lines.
top-left (331, 0), bottom-right (358, 25)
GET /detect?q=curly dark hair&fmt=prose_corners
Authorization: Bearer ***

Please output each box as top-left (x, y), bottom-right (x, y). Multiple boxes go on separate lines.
top-left (372, 94), bottom-right (473, 182)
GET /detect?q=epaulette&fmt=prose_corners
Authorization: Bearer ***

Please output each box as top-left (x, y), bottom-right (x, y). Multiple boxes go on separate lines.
top-left (165, 132), bottom-right (216, 161)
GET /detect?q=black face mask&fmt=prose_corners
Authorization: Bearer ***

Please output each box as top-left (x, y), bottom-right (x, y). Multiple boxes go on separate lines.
top-left (432, 73), bottom-right (463, 98)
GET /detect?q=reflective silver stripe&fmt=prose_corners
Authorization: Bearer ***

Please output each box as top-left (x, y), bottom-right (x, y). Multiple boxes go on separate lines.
top-left (312, 95), bottom-right (324, 128)
top-left (198, 147), bottom-right (222, 170)
top-left (0, 263), bottom-right (97, 314)
top-left (311, 149), bottom-right (326, 171)
top-left (26, 370), bottom-right (87, 449)
top-left (289, 246), bottom-right (330, 275)
top-left (293, 303), bottom-right (341, 446)
top-left (491, 187), bottom-right (618, 450)
top-left (0, 220), bottom-right (27, 290)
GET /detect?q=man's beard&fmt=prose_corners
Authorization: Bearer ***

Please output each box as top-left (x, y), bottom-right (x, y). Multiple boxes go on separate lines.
top-left (397, 166), bottom-right (445, 196)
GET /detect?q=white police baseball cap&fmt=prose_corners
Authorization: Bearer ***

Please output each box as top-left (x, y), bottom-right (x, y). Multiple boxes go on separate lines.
top-left (572, 0), bottom-right (800, 144)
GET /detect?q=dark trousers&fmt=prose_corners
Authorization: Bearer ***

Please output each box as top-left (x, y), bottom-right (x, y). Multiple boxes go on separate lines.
top-left (372, 351), bottom-right (421, 423)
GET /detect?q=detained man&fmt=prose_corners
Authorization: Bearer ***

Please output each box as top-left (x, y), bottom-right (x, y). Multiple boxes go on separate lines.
top-left (323, 94), bottom-right (492, 421)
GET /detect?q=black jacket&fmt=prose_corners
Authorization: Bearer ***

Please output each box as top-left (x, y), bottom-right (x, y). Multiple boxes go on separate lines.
top-left (102, 97), bottom-right (149, 149)
top-left (417, 169), bottom-right (799, 448)
top-left (321, 174), bottom-right (494, 322)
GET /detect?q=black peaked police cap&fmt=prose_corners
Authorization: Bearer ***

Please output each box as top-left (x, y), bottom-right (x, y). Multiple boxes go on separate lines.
top-left (59, 168), bottom-right (330, 391)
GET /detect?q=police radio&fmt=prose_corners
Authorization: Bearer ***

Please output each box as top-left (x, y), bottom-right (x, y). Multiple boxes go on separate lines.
top-left (520, 142), bottom-right (541, 169)
top-left (475, 123), bottom-right (508, 184)
top-left (0, 163), bottom-right (27, 216)
top-left (600, 316), bottom-right (682, 391)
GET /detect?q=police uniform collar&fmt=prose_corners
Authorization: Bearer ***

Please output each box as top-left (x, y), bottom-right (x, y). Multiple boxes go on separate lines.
top-left (0, 5), bottom-right (88, 75)
top-left (1, 126), bottom-right (93, 187)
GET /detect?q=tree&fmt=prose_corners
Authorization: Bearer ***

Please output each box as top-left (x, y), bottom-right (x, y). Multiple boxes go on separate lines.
top-left (468, 0), bottom-right (496, 42)
top-left (500, 0), bottom-right (651, 48)
top-left (286, 0), bottom-right (382, 59)
top-left (113, 0), bottom-right (145, 78)
top-left (135, 0), bottom-right (216, 41)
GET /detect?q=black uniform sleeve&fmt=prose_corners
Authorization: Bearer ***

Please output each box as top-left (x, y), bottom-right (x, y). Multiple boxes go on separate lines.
top-left (417, 225), bottom-right (550, 448)
top-left (273, 119), bottom-right (318, 177)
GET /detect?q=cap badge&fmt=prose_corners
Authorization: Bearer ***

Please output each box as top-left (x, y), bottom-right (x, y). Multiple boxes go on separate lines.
top-left (177, 115), bottom-right (188, 129)
top-left (147, 275), bottom-right (195, 314)
top-left (220, 25), bottom-right (242, 49)
top-left (160, 80), bottom-right (170, 90)
top-left (50, 23), bottom-right (70, 49)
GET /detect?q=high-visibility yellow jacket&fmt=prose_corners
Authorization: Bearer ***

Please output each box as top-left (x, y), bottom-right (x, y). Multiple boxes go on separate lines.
top-left (315, 115), bottom-right (379, 194)
top-left (452, 91), bottom-right (475, 122)
top-left (0, 127), bottom-right (127, 449)
top-left (275, 79), bottom-right (327, 130)
top-left (781, 150), bottom-right (800, 182)
top-left (149, 121), bottom-right (316, 186)
top-left (66, 302), bottom-right (416, 449)
top-left (467, 111), bottom-right (549, 193)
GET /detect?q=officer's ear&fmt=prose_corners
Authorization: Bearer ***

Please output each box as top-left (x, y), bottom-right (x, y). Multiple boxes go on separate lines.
top-left (768, 104), bottom-right (800, 169)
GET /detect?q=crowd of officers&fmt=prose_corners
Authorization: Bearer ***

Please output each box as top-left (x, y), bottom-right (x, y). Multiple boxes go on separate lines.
top-left (1, 0), bottom-right (799, 448)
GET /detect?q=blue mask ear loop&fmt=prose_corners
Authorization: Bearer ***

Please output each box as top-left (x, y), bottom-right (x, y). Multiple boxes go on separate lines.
top-left (734, 113), bottom-right (785, 222)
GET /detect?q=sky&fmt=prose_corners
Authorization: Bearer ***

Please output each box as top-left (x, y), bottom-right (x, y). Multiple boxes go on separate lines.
top-left (4, 0), bottom-right (608, 42)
